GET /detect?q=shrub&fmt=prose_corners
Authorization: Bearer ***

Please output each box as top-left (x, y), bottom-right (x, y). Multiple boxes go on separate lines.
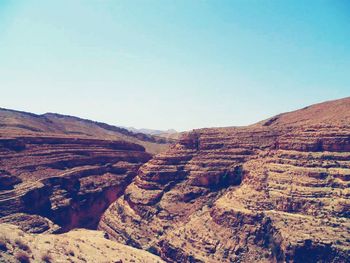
top-left (41, 252), bottom-right (53, 263)
top-left (15, 251), bottom-right (31, 263)
top-left (67, 249), bottom-right (75, 256)
top-left (15, 239), bottom-right (30, 252)
top-left (0, 237), bottom-right (7, 251)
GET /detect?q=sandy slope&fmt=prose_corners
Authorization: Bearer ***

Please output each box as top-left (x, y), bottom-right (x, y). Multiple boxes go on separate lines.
top-left (0, 223), bottom-right (164, 263)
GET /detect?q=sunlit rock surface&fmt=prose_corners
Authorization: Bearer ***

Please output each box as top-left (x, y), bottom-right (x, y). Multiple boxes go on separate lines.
top-left (99, 97), bottom-right (350, 262)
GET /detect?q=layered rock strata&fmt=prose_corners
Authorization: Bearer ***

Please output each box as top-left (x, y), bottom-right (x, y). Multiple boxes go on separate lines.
top-left (0, 108), bottom-right (173, 154)
top-left (99, 98), bottom-right (350, 262)
top-left (0, 136), bottom-right (151, 232)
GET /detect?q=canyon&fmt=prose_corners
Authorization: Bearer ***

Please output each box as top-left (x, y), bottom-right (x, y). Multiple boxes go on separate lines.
top-left (0, 108), bottom-right (173, 233)
top-left (1, 98), bottom-right (350, 262)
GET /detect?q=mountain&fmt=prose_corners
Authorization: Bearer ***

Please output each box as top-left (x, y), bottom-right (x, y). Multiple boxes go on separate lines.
top-left (99, 97), bottom-right (350, 262)
top-left (124, 127), bottom-right (177, 136)
top-left (1, 97), bottom-right (350, 262)
top-left (124, 127), bottom-right (182, 141)
top-left (0, 108), bottom-right (173, 154)
top-left (255, 97), bottom-right (350, 128)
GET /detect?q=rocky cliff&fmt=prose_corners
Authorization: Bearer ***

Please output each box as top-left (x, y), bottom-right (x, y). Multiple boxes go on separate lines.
top-left (0, 136), bottom-right (152, 232)
top-left (1, 98), bottom-right (349, 262)
top-left (99, 97), bottom-right (350, 262)
top-left (0, 108), bottom-right (173, 233)
top-left (0, 109), bottom-right (171, 262)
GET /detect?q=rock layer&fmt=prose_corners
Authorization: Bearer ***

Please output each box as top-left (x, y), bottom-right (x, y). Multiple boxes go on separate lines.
top-left (99, 97), bottom-right (350, 262)
top-left (0, 135), bottom-right (152, 232)
top-left (0, 108), bottom-right (173, 154)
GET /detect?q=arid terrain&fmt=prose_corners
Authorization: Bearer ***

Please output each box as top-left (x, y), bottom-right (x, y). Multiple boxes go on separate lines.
top-left (0, 108), bottom-right (172, 154)
top-left (1, 98), bottom-right (350, 262)
top-left (0, 223), bottom-right (164, 263)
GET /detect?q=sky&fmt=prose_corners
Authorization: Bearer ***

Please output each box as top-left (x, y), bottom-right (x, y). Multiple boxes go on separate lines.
top-left (0, 0), bottom-right (349, 131)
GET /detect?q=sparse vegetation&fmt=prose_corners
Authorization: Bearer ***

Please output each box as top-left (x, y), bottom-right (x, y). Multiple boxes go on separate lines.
top-left (15, 239), bottom-right (31, 252)
top-left (15, 251), bottom-right (31, 263)
top-left (0, 237), bottom-right (7, 251)
top-left (41, 252), bottom-right (53, 263)
top-left (67, 249), bottom-right (75, 256)
top-left (77, 255), bottom-right (87, 262)
top-left (335, 240), bottom-right (342, 245)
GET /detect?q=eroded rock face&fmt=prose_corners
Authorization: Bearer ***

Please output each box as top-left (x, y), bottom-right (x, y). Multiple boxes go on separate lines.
top-left (0, 136), bottom-right (152, 232)
top-left (0, 213), bottom-right (60, 234)
top-left (99, 97), bottom-right (350, 262)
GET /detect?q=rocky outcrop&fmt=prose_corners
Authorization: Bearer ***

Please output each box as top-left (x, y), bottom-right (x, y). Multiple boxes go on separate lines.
top-left (0, 136), bottom-right (152, 232)
top-left (0, 213), bottom-right (60, 234)
top-left (99, 97), bottom-right (350, 262)
top-left (0, 170), bottom-right (21, 190)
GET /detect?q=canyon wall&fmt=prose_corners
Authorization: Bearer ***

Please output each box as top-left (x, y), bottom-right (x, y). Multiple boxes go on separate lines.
top-left (1, 98), bottom-right (350, 262)
top-left (0, 136), bottom-right (152, 232)
top-left (99, 98), bottom-right (350, 262)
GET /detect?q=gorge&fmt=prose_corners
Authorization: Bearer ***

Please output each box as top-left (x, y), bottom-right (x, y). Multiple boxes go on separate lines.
top-left (1, 98), bottom-right (350, 262)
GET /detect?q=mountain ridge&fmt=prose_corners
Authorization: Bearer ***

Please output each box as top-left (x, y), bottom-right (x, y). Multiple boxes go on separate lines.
top-left (0, 107), bottom-right (174, 154)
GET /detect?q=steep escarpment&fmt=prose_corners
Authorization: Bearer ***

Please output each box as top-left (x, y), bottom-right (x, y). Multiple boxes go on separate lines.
top-left (99, 97), bottom-right (350, 262)
top-left (0, 109), bottom-right (172, 262)
top-left (0, 136), bottom-right (152, 232)
top-left (0, 108), bottom-right (172, 233)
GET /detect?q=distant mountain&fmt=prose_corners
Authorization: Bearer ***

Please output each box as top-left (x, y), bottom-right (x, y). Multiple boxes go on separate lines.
top-left (123, 126), bottom-right (176, 135)
top-left (123, 127), bottom-right (182, 141)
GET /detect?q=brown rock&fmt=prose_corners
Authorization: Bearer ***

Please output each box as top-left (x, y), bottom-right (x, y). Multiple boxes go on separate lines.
top-left (0, 109), bottom-right (169, 232)
top-left (99, 97), bottom-right (350, 262)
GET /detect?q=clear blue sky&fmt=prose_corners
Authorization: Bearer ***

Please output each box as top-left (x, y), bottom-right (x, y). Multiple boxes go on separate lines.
top-left (0, 0), bottom-right (349, 131)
